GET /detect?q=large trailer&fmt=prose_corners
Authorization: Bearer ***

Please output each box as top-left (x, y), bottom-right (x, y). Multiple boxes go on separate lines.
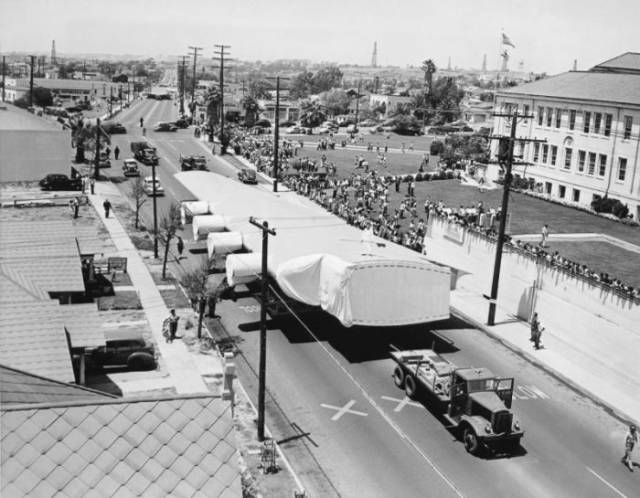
top-left (390, 347), bottom-right (524, 455)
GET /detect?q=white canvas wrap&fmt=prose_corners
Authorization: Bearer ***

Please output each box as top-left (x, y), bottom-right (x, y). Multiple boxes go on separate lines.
top-left (192, 214), bottom-right (226, 241)
top-left (180, 201), bottom-right (210, 226)
top-left (207, 232), bottom-right (243, 257)
top-left (226, 253), bottom-right (264, 286)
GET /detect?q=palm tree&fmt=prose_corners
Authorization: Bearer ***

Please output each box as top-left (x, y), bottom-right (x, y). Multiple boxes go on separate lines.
top-left (421, 59), bottom-right (437, 102)
top-left (204, 87), bottom-right (221, 140)
top-left (241, 96), bottom-right (260, 128)
top-left (299, 100), bottom-right (326, 131)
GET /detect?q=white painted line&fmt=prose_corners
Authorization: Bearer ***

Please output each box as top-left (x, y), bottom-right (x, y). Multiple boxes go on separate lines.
top-left (586, 467), bottom-right (628, 498)
top-left (320, 400), bottom-right (368, 421)
top-left (381, 395), bottom-right (423, 412)
top-left (164, 141), bottom-right (179, 154)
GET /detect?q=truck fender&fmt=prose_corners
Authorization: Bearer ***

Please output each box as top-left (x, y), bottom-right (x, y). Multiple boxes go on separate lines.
top-left (460, 415), bottom-right (490, 436)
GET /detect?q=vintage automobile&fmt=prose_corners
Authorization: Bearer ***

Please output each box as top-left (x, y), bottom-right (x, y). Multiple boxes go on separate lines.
top-left (142, 176), bottom-right (165, 196)
top-left (122, 159), bottom-right (140, 177)
top-left (180, 154), bottom-right (208, 171)
top-left (102, 121), bottom-right (127, 134)
top-left (154, 122), bottom-right (178, 132)
top-left (39, 174), bottom-right (82, 191)
top-left (238, 168), bottom-right (258, 184)
top-left (87, 333), bottom-right (157, 371)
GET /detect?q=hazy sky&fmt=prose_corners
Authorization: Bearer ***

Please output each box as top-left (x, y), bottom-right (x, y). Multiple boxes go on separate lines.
top-left (2, 0), bottom-right (639, 74)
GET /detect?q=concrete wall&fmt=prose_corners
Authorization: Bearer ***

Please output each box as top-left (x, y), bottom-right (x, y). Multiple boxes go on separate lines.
top-left (425, 216), bottom-right (639, 333)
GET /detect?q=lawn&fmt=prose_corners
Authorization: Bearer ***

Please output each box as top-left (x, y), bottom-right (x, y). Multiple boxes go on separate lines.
top-left (283, 128), bottom-right (435, 152)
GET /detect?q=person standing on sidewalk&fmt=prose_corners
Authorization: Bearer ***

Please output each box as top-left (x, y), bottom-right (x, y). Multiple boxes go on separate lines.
top-left (176, 236), bottom-right (184, 259)
top-left (541, 224), bottom-right (549, 247)
top-left (103, 199), bottom-right (112, 218)
top-left (532, 316), bottom-right (544, 350)
top-left (90, 177), bottom-right (95, 194)
top-left (622, 425), bottom-right (637, 471)
top-left (530, 312), bottom-right (540, 341)
top-left (114, 146), bottom-right (120, 160)
top-left (165, 309), bottom-right (180, 343)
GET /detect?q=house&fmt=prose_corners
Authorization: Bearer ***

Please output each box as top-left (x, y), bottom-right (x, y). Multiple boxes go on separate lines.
top-left (491, 53), bottom-right (640, 220)
top-left (368, 93), bottom-right (413, 118)
top-left (4, 78), bottom-right (122, 103)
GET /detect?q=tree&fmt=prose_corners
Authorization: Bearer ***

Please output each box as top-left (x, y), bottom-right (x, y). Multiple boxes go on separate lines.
top-left (204, 86), bottom-right (221, 140)
top-left (289, 71), bottom-right (314, 99)
top-left (14, 87), bottom-right (54, 108)
top-left (248, 79), bottom-right (272, 100)
top-left (389, 114), bottom-right (422, 136)
top-left (179, 257), bottom-right (215, 339)
top-left (311, 66), bottom-right (343, 93)
top-left (241, 96), bottom-right (260, 127)
top-left (159, 203), bottom-right (182, 279)
top-left (70, 118), bottom-right (110, 164)
top-left (128, 176), bottom-right (147, 230)
top-left (421, 59), bottom-right (437, 99)
top-left (299, 100), bottom-right (326, 130)
top-left (319, 89), bottom-right (350, 117)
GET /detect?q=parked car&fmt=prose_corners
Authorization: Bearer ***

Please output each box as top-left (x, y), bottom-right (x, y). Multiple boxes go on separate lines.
top-left (238, 168), bottom-right (258, 184)
top-left (345, 124), bottom-right (359, 133)
top-left (153, 122), bottom-right (178, 132)
top-left (39, 174), bottom-right (82, 191)
top-left (142, 176), bottom-right (165, 196)
top-left (87, 333), bottom-right (157, 371)
top-left (180, 154), bottom-right (208, 171)
top-left (172, 117), bottom-right (190, 128)
top-left (122, 159), bottom-right (140, 177)
top-left (285, 125), bottom-right (305, 134)
top-left (360, 119), bottom-right (377, 127)
top-left (102, 122), bottom-right (127, 134)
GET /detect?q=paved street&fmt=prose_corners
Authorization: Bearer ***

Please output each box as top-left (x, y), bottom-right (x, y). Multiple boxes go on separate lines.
top-left (100, 98), bottom-right (638, 498)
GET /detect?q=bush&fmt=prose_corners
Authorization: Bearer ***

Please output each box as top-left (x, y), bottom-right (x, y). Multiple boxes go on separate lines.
top-left (591, 196), bottom-right (628, 218)
top-left (430, 140), bottom-right (445, 155)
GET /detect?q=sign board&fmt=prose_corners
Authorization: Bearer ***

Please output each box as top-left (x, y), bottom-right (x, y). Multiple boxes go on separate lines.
top-left (107, 257), bottom-right (127, 273)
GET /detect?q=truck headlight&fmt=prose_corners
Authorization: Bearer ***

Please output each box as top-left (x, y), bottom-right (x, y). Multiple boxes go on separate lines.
top-left (514, 421), bottom-right (520, 431)
top-left (485, 423), bottom-right (492, 434)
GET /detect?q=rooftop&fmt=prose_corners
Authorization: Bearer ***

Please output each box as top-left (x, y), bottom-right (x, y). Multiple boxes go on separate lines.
top-left (591, 52), bottom-right (640, 74)
top-left (1, 394), bottom-right (241, 497)
top-left (0, 103), bottom-right (65, 131)
top-left (498, 71), bottom-right (640, 106)
top-left (12, 77), bottom-right (122, 93)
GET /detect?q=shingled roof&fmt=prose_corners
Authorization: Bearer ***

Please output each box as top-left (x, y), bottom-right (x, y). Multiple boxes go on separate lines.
top-left (591, 52), bottom-right (640, 74)
top-left (0, 364), bottom-right (114, 405)
top-left (1, 394), bottom-right (241, 497)
top-left (498, 71), bottom-right (640, 106)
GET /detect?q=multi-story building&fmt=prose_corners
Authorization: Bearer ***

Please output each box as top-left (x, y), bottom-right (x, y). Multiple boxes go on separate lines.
top-left (491, 53), bottom-right (640, 220)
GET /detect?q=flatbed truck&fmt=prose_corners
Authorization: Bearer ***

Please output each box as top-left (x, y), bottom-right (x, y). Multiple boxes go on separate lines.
top-left (391, 347), bottom-right (524, 455)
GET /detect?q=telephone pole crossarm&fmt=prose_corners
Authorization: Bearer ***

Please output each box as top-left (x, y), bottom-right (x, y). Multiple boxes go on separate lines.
top-left (248, 217), bottom-right (276, 442)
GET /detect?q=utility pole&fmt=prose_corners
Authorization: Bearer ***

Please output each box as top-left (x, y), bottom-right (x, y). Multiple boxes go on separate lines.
top-left (109, 86), bottom-right (113, 117)
top-left (267, 75), bottom-right (290, 192)
top-left (1, 56), bottom-right (6, 102)
top-left (188, 46), bottom-right (202, 115)
top-left (214, 44), bottom-right (231, 153)
top-left (94, 118), bottom-right (101, 180)
top-left (180, 56), bottom-right (187, 116)
top-left (152, 160), bottom-right (159, 259)
top-left (486, 111), bottom-right (542, 325)
top-left (249, 217), bottom-right (276, 442)
top-left (353, 79), bottom-right (363, 132)
top-left (29, 55), bottom-right (35, 107)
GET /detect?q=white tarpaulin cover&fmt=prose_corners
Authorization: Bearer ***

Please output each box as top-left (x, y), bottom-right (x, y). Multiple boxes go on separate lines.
top-left (226, 253), bottom-right (264, 286)
top-left (175, 172), bottom-right (450, 327)
top-left (180, 201), bottom-right (210, 226)
top-left (207, 231), bottom-right (243, 257)
top-left (192, 214), bottom-right (226, 241)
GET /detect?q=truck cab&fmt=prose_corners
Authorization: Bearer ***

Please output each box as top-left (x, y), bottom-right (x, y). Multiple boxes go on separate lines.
top-left (446, 368), bottom-right (523, 454)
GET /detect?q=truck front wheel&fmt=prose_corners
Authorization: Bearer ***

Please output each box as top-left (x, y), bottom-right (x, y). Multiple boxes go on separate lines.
top-left (463, 427), bottom-right (479, 454)
top-left (404, 375), bottom-right (417, 399)
top-left (393, 366), bottom-right (405, 388)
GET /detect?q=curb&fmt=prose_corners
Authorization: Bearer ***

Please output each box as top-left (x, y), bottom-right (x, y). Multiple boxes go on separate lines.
top-left (449, 305), bottom-right (639, 427)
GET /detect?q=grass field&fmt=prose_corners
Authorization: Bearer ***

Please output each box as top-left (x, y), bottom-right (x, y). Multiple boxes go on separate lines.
top-left (282, 128), bottom-right (435, 151)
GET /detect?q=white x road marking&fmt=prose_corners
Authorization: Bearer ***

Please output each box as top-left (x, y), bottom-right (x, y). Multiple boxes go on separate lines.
top-left (321, 400), bottom-right (368, 421)
top-left (381, 395), bottom-right (423, 412)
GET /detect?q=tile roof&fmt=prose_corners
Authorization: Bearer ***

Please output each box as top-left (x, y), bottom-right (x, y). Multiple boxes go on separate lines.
top-left (498, 71), bottom-right (640, 106)
top-left (1, 394), bottom-right (241, 497)
top-left (0, 221), bottom-right (79, 259)
top-left (57, 303), bottom-right (106, 349)
top-left (592, 52), bottom-right (640, 73)
top-left (0, 301), bottom-right (74, 382)
top-left (0, 364), bottom-right (114, 405)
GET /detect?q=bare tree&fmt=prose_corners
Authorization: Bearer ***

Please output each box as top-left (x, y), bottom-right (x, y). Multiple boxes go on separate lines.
top-left (128, 176), bottom-right (147, 229)
top-left (179, 257), bottom-right (211, 339)
top-left (159, 202), bottom-right (182, 279)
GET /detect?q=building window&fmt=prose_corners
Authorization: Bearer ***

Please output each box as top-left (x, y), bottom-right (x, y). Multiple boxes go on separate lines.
top-left (583, 111), bottom-right (591, 133)
top-left (523, 104), bottom-right (530, 120)
top-left (537, 106), bottom-right (544, 126)
top-left (550, 145), bottom-right (558, 166)
top-left (572, 189), bottom-right (580, 202)
top-left (555, 109), bottom-right (562, 128)
top-left (559, 185), bottom-right (566, 199)
top-left (533, 143), bottom-right (540, 162)
top-left (598, 154), bottom-right (607, 176)
top-left (618, 157), bottom-right (627, 181)
top-left (578, 150), bottom-right (586, 172)
top-left (564, 148), bottom-right (573, 169)
top-left (593, 113), bottom-right (602, 134)
top-left (545, 182), bottom-right (552, 194)
top-left (624, 116), bottom-right (633, 139)
top-left (604, 114), bottom-right (612, 137)
top-left (546, 107), bottom-right (553, 127)
top-left (588, 152), bottom-right (596, 175)
top-left (569, 110), bottom-right (576, 130)
top-left (542, 144), bottom-right (549, 163)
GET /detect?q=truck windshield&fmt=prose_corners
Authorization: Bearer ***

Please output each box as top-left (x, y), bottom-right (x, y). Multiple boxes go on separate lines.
top-left (468, 379), bottom-right (496, 392)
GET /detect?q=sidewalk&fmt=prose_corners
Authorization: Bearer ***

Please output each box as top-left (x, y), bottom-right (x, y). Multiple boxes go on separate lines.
top-left (88, 181), bottom-right (211, 394)
top-left (450, 289), bottom-right (640, 425)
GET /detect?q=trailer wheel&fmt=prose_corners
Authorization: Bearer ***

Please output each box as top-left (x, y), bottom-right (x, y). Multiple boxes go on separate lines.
top-left (463, 427), bottom-right (479, 454)
top-left (393, 366), bottom-right (405, 388)
top-left (404, 375), bottom-right (417, 399)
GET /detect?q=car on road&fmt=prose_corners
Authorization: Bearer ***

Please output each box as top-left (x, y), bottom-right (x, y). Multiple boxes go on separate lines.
top-left (102, 122), bottom-right (127, 134)
top-left (142, 176), bottom-right (165, 196)
top-left (345, 124), bottom-right (359, 133)
top-left (171, 117), bottom-right (190, 129)
top-left (87, 333), bottom-right (157, 371)
top-left (180, 154), bottom-right (208, 171)
top-left (39, 174), bottom-right (82, 191)
top-left (153, 122), bottom-right (178, 132)
top-left (318, 125), bottom-right (338, 134)
top-left (238, 168), bottom-right (258, 184)
top-left (360, 119), bottom-right (377, 127)
top-left (285, 125), bottom-right (305, 134)
top-left (122, 159), bottom-right (140, 177)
